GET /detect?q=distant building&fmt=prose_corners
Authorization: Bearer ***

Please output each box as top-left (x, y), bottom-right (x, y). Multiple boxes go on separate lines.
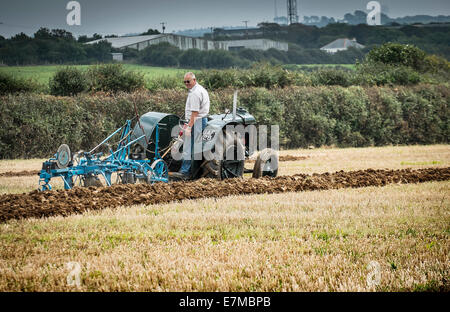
top-left (225, 39), bottom-right (288, 52)
top-left (320, 38), bottom-right (365, 54)
top-left (212, 28), bottom-right (264, 38)
top-left (86, 34), bottom-right (228, 51)
top-left (86, 34), bottom-right (288, 52)
top-left (111, 53), bottom-right (123, 62)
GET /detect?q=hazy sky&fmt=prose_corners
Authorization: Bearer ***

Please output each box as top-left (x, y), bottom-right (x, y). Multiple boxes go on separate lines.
top-left (0, 0), bottom-right (449, 38)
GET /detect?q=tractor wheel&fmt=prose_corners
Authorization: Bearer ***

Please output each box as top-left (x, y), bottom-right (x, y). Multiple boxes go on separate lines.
top-left (252, 148), bottom-right (279, 178)
top-left (149, 159), bottom-right (169, 183)
top-left (200, 131), bottom-right (245, 180)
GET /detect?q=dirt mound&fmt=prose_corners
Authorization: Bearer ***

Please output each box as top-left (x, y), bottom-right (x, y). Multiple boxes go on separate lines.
top-left (279, 155), bottom-right (309, 161)
top-left (247, 154), bottom-right (308, 163)
top-left (0, 170), bottom-right (40, 177)
top-left (0, 167), bottom-right (448, 223)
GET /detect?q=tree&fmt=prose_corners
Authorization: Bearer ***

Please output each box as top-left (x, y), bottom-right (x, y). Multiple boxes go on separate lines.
top-left (139, 42), bottom-right (181, 66)
top-left (344, 10), bottom-right (367, 25)
top-left (366, 43), bottom-right (427, 71)
top-left (34, 27), bottom-right (52, 40)
top-left (141, 28), bottom-right (161, 35)
top-left (50, 29), bottom-right (74, 40)
top-left (179, 49), bottom-right (204, 68)
top-left (11, 32), bottom-right (30, 41)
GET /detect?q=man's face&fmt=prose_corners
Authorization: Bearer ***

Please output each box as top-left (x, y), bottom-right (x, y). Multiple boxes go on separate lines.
top-left (184, 75), bottom-right (196, 89)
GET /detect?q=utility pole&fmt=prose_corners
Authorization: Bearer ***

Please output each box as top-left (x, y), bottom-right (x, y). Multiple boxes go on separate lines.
top-left (242, 20), bottom-right (249, 39)
top-left (160, 22), bottom-right (166, 34)
top-left (210, 26), bottom-right (214, 40)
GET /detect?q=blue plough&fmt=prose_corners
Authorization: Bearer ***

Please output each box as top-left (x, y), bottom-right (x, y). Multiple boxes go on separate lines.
top-left (38, 119), bottom-right (169, 191)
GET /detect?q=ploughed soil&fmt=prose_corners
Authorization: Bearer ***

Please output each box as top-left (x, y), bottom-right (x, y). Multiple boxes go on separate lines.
top-left (0, 167), bottom-right (449, 223)
top-left (0, 155), bottom-right (309, 178)
top-left (246, 155), bottom-right (308, 163)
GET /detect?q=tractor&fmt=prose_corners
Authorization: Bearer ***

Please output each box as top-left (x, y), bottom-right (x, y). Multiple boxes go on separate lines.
top-left (38, 92), bottom-right (278, 190)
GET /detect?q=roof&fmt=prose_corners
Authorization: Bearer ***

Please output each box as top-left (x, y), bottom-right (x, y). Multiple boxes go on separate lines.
top-left (320, 38), bottom-right (365, 50)
top-left (86, 34), bottom-right (166, 48)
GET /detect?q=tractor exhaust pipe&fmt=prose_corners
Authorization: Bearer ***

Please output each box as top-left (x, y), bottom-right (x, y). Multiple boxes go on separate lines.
top-left (232, 90), bottom-right (238, 121)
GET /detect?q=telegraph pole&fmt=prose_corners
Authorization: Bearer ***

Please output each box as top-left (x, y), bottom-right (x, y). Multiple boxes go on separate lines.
top-left (242, 20), bottom-right (249, 39)
top-left (160, 22), bottom-right (166, 34)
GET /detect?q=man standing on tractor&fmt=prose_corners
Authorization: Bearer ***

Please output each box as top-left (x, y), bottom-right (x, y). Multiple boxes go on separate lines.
top-left (172, 72), bottom-right (210, 180)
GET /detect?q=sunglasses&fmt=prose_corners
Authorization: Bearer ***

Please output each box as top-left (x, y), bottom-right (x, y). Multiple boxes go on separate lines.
top-left (184, 80), bottom-right (191, 84)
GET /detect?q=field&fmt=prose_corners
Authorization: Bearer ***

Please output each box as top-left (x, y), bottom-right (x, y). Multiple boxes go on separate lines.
top-left (0, 64), bottom-right (355, 86)
top-left (284, 64), bottom-right (356, 70)
top-left (0, 145), bottom-right (449, 291)
top-left (0, 64), bottom-right (187, 85)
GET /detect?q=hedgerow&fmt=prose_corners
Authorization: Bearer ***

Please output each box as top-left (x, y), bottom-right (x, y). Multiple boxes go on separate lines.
top-left (0, 84), bottom-right (447, 158)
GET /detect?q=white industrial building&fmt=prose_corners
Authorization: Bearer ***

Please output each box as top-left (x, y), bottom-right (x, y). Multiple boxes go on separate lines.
top-left (320, 38), bottom-right (365, 54)
top-left (226, 39), bottom-right (288, 51)
top-left (86, 34), bottom-right (288, 52)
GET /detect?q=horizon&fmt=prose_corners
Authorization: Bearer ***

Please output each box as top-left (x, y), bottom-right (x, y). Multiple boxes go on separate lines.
top-left (0, 0), bottom-right (449, 38)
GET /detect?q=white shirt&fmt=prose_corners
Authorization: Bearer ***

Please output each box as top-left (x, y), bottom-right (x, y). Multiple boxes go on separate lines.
top-left (185, 83), bottom-right (210, 121)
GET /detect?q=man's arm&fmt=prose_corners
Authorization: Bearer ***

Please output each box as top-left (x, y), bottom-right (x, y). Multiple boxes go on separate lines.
top-left (187, 111), bottom-right (199, 128)
top-left (184, 111), bottom-right (199, 136)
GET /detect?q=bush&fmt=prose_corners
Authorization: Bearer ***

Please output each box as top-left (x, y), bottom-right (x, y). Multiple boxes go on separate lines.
top-left (0, 71), bottom-right (40, 94)
top-left (86, 64), bottom-right (145, 93)
top-left (49, 67), bottom-right (87, 96)
top-left (146, 75), bottom-right (184, 92)
top-left (198, 69), bottom-right (241, 90)
top-left (424, 54), bottom-right (450, 74)
top-left (197, 64), bottom-right (296, 90)
top-left (354, 63), bottom-right (422, 86)
top-left (310, 68), bottom-right (352, 87)
top-left (366, 43), bottom-right (427, 71)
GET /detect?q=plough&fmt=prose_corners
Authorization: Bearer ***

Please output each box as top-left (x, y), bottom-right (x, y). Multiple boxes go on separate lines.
top-left (38, 119), bottom-right (169, 191)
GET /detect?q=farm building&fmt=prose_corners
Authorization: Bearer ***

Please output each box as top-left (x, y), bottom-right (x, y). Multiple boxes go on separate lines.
top-left (111, 53), bottom-right (123, 61)
top-left (320, 38), bottom-right (365, 54)
top-left (86, 34), bottom-right (225, 51)
top-left (86, 34), bottom-right (288, 52)
top-left (225, 39), bottom-right (288, 51)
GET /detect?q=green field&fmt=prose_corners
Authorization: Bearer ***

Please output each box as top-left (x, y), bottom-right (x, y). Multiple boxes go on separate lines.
top-left (0, 64), bottom-right (188, 85)
top-left (0, 64), bottom-right (356, 85)
top-left (284, 64), bottom-right (356, 70)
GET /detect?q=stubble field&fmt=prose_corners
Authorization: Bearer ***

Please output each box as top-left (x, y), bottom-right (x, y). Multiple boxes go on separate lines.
top-left (0, 145), bottom-right (448, 291)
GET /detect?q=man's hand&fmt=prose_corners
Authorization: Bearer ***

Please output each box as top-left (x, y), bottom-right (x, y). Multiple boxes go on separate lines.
top-left (182, 124), bottom-right (191, 136)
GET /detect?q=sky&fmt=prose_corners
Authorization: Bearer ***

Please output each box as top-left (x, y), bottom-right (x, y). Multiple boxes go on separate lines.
top-left (0, 0), bottom-right (449, 38)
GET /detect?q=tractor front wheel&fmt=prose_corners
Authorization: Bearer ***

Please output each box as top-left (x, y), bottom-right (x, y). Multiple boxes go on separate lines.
top-left (200, 132), bottom-right (244, 180)
top-left (252, 148), bottom-right (279, 178)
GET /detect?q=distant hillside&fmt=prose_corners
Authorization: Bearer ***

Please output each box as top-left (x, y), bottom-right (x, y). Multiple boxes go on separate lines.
top-left (302, 12), bottom-right (450, 27)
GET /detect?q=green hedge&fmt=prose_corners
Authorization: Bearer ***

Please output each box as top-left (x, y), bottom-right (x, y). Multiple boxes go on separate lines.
top-left (0, 84), bottom-right (448, 158)
top-left (0, 71), bottom-right (42, 95)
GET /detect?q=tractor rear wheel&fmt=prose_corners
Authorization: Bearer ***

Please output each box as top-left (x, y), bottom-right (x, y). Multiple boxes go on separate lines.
top-left (200, 132), bottom-right (245, 180)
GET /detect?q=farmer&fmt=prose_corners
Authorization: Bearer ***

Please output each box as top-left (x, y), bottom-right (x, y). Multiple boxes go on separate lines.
top-left (173, 72), bottom-right (210, 179)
